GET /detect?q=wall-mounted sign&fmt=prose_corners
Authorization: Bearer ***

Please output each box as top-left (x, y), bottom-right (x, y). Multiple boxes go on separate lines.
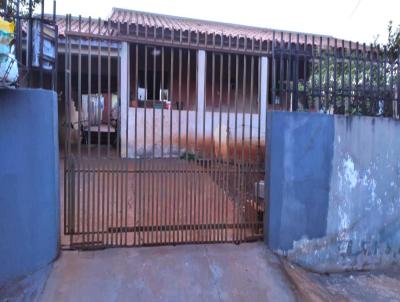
top-left (32, 19), bottom-right (56, 70)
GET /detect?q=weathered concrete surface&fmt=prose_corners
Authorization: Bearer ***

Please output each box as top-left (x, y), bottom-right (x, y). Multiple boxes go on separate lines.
top-left (0, 264), bottom-right (52, 302)
top-left (0, 89), bottom-right (60, 284)
top-left (283, 260), bottom-right (400, 302)
top-left (312, 266), bottom-right (400, 301)
top-left (266, 112), bottom-right (400, 272)
top-left (40, 243), bottom-right (296, 302)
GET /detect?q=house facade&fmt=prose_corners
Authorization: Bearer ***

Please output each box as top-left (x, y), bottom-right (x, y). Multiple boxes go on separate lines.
top-left (50, 7), bottom-right (349, 160)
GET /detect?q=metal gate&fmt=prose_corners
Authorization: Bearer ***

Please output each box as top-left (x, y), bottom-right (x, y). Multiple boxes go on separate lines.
top-left (63, 16), bottom-right (266, 249)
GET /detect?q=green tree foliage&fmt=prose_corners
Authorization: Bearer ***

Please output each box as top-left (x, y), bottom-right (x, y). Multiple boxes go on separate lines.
top-left (387, 21), bottom-right (400, 63)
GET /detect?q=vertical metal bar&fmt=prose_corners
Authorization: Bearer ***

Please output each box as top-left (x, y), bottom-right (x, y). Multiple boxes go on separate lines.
top-left (303, 35), bottom-right (308, 110)
top-left (15, 0), bottom-right (21, 63)
top-left (82, 159), bottom-right (87, 245)
top-left (194, 45), bottom-right (199, 242)
top-left (271, 31), bottom-right (276, 111)
top-left (119, 159), bottom-right (124, 246)
top-left (151, 45), bottom-right (156, 244)
top-left (369, 44), bottom-right (374, 115)
top-left (87, 17), bottom-right (92, 156)
top-left (116, 27), bottom-right (121, 157)
top-left (341, 40), bottom-right (345, 112)
top-left (137, 44), bottom-right (143, 243)
top-left (249, 53), bottom-right (255, 238)
top-left (110, 159), bottom-right (115, 245)
top-left (294, 33), bottom-right (301, 111)
top-left (311, 36), bottom-right (316, 110)
top-left (201, 47), bottom-right (208, 243)
top-left (170, 47), bottom-right (175, 243)
top-left (233, 52), bottom-right (239, 243)
top-left (52, 3), bottom-right (58, 91)
top-left (362, 43), bottom-right (367, 114)
top-left (201, 47), bottom-right (207, 242)
top-left (324, 37), bottom-right (330, 113)
top-left (133, 44), bottom-right (139, 245)
top-left (279, 32), bottom-right (284, 110)
top-left (397, 52), bottom-right (400, 119)
top-left (256, 51), bottom-right (262, 238)
top-left (160, 45), bottom-right (165, 244)
top-left (39, 0), bottom-right (45, 87)
top-left (115, 159), bottom-right (119, 246)
top-left (105, 159), bottom-right (109, 246)
top-left (218, 51), bottom-right (223, 242)
top-left (101, 155), bottom-right (105, 246)
top-left (383, 46), bottom-right (388, 116)
top-left (389, 48), bottom-right (394, 117)
top-left (91, 160), bottom-right (96, 248)
top-left (97, 18), bottom-right (102, 158)
top-left (106, 22), bottom-right (111, 157)
top-left (210, 50), bottom-right (216, 242)
top-left (27, 0), bottom-right (33, 86)
top-left (178, 45), bottom-right (183, 243)
top-left (355, 42), bottom-right (360, 114)
top-left (185, 49), bottom-right (192, 243)
top-left (75, 16), bottom-right (82, 158)
top-left (318, 37), bottom-right (323, 111)
top-left (124, 37), bottom-right (130, 247)
top-left (144, 45), bottom-right (148, 244)
top-left (96, 157), bottom-right (100, 245)
top-left (377, 45), bottom-right (382, 116)
top-left (240, 53), bottom-right (247, 242)
top-left (333, 39), bottom-right (337, 113)
top-left (349, 41), bottom-right (353, 114)
top-left (225, 49), bottom-right (231, 242)
top-left (63, 15), bottom-right (70, 241)
top-left (154, 43), bottom-right (161, 245)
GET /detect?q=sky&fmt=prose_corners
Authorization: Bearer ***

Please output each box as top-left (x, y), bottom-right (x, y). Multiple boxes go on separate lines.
top-left (42, 0), bottom-right (400, 44)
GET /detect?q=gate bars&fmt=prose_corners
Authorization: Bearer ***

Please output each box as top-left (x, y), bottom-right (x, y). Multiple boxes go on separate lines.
top-left (63, 15), bottom-right (265, 249)
top-left (63, 13), bottom-right (400, 249)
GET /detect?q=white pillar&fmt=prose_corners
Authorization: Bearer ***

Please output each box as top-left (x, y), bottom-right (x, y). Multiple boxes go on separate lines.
top-left (260, 56), bottom-right (269, 129)
top-left (120, 42), bottom-right (129, 158)
top-left (197, 50), bottom-right (206, 128)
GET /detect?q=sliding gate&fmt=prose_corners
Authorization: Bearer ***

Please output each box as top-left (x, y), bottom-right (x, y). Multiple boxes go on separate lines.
top-left (63, 20), bottom-right (265, 249)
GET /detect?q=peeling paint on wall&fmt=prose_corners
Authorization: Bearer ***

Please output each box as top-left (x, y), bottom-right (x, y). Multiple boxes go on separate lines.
top-left (269, 113), bottom-right (400, 273)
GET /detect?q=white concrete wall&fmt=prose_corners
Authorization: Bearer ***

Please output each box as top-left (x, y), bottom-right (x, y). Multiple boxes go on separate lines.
top-left (125, 108), bottom-right (265, 160)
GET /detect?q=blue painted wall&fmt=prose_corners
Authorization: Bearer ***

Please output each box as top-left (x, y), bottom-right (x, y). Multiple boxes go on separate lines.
top-left (266, 112), bottom-right (334, 251)
top-left (0, 89), bottom-right (59, 284)
top-left (266, 111), bottom-right (400, 272)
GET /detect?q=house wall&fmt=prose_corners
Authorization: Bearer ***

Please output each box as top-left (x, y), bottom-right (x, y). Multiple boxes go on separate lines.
top-left (266, 111), bottom-right (400, 272)
top-left (125, 108), bottom-right (265, 162)
top-left (122, 45), bottom-right (266, 161)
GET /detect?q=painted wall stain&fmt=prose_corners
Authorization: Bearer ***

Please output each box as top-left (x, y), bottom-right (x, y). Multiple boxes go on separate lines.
top-left (342, 155), bottom-right (358, 189)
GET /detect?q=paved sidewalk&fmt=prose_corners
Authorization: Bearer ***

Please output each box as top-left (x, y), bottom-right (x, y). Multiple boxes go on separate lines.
top-left (40, 243), bottom-right (296, 302)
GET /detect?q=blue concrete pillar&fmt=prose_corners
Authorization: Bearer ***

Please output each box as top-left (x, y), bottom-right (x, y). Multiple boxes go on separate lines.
top-left (0, 89), bottom-right (59, 284)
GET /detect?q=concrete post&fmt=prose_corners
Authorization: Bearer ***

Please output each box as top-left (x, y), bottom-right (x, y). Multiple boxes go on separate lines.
top-left (260, 56), bottom-right (269, 128)
top-left (120, 42), bottom-right (129, 158)
top-left (197, 50), bottom-right (206, 129)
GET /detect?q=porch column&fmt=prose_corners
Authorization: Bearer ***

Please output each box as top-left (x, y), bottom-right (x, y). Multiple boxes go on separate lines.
top-left (197, 50), bottom-right (206, 130)
top-left (120, 42), bottom-right (129, 158)
top-left (260, 56), bottom-right (269, 129)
